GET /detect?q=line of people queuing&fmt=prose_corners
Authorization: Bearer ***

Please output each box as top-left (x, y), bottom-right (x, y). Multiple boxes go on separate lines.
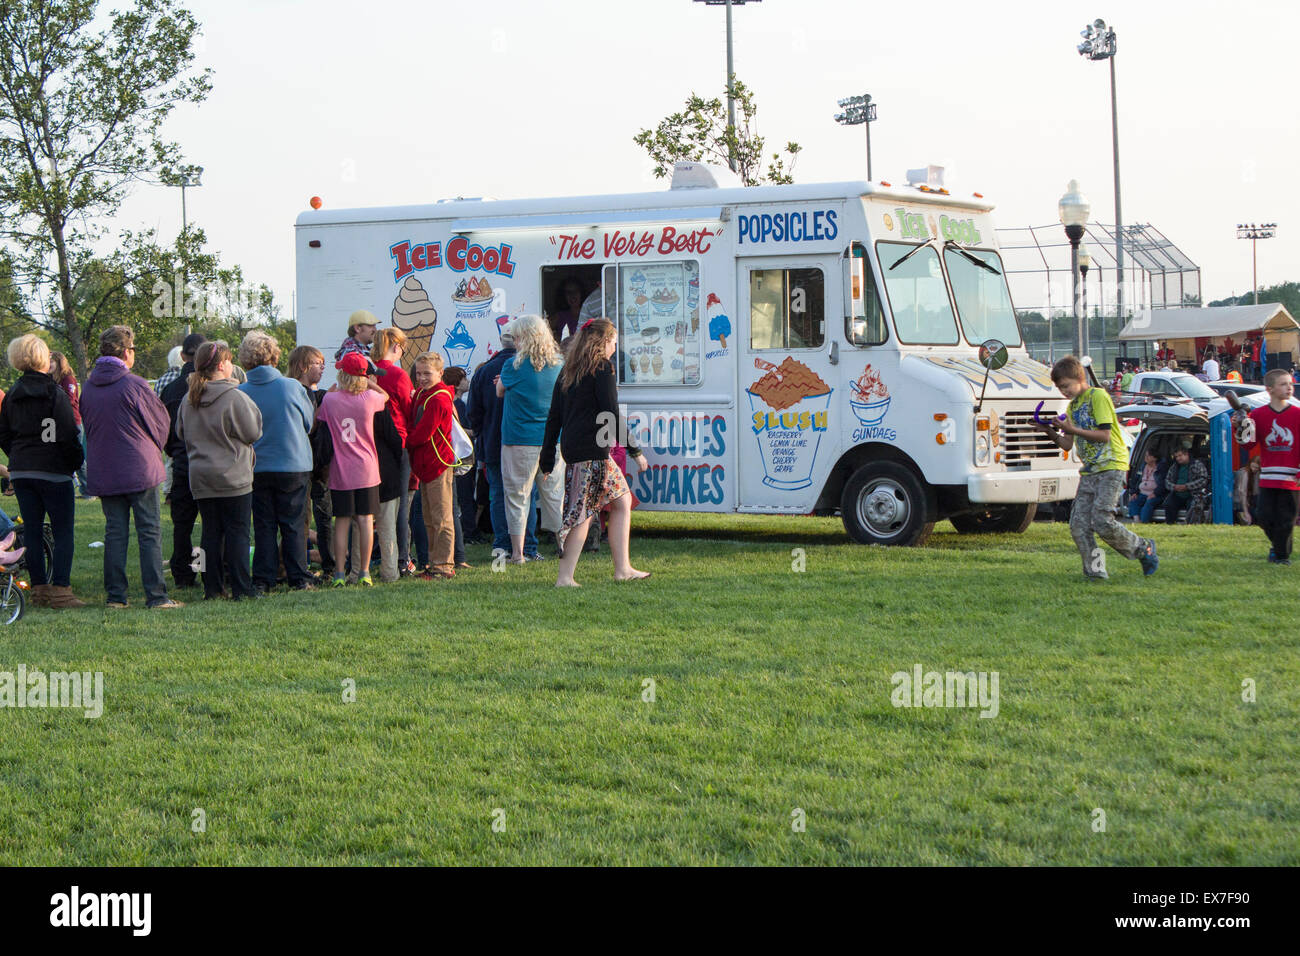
top-left (0, 310), bottom-right (649, 609)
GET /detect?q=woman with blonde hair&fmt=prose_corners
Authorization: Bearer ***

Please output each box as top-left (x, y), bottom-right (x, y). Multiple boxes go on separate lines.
top-left (496, 314), bottom-right (565, 563)
top-left (238, 330), bottom-right (316, 592)
top-left (371, 326), bottom-right (416, 576)
top-left (176, 340), bottom-right (264, 600)
top-left (0, 335), bottom-right (86, 607)
top-left (540, 319), bottom-right (650, 586)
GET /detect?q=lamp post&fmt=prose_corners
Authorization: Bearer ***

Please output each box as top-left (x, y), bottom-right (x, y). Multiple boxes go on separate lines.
top-left (1077, 19), bottom-right (1124, 331)
top-left (834, 94), bottom-right (878, 180)
top-left (1078, 241), bottom-right (1091, 358)
top-left (173, 165), bottom-right (203, 336)
top-left (694, 0), bottom-right (762, 174)
top-left (1236, 223), bottom-right (1277, 306)
top-left (1058, 180), bottom-right (1091, 358)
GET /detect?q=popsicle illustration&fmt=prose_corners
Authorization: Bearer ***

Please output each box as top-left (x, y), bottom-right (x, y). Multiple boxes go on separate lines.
top-left (706, 292), bottom-right (729, 348)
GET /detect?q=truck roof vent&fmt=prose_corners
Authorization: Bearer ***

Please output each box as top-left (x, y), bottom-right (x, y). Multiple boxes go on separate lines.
top-left (905, 165), bottom-right (945, 189)
top-left (670, 161), bottom-right (742, 190)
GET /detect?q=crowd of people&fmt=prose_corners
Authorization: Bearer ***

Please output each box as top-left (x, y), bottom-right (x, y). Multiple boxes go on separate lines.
top-left (0, 311), bottom-right (650, 611)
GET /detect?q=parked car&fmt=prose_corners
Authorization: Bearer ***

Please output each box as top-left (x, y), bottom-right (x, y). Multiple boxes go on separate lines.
top-left (1205, 380), bottom-right (1266, 401)
top-left (1121, 370), bottom-right (1221, 408)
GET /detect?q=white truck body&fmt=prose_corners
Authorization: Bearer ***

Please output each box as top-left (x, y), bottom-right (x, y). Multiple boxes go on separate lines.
top-left (295, 172), bottom-right (1080, 544)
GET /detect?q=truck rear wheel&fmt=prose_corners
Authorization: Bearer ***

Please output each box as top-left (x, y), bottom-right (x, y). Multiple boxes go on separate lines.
top-left (949, 503), bottom-right (1036, 534)
top-left (841, 461), bottom-right (934, 547)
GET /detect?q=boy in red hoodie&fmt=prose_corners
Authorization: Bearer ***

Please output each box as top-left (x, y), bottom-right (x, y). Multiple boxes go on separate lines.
top-left (407, 352), bottom-right (458, 578)
top-left (1236, 369), bottom-right (1300, 564)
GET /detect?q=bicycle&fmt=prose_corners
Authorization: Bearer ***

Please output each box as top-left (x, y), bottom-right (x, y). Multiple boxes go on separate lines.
top-left (0, 531), bottom-right (28, 624)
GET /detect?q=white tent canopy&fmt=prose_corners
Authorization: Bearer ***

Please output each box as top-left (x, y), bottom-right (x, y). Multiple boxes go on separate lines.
top-left (1118, 303), bottom-right (1299, 340)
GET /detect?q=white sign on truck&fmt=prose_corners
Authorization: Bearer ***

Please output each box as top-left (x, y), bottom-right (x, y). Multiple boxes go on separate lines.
top-left (296, 162), bottom-right (1080, 546)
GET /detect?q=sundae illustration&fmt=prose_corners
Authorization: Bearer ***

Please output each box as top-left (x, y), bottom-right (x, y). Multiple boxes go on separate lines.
top-left (452, 276), bottom-right (495, 317)
top-left (849, 364), bottom-right (891, 426)
top-left (442, 321), bottom-right (477, 369)
top-left (391, 276), bottom-right (438, 371)
top-left (629, 270), bottom-right (647, 292)
top-left (746, 356), bottom-right (833, 491)
top-left (706, 292), bottom-right (729, 349)
top-left (650, 287), bottom-right (680, 315)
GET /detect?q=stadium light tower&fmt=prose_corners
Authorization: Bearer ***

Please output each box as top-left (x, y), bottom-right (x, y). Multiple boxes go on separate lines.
top-left (1077, 19), bottom-right (1124, 332)
top-left (1236, 223), bottom-right (1277, 305)
top-left (694, 0), bottom-right (762, 174)
top-left (834, 94), bottom-right (878, 180)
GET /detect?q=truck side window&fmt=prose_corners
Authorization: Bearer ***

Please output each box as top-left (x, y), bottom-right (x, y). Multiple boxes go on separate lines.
top-left (609, 259), bottom-right (702, 385)
top-left (748, 268), bottom-right (825, 350)
top-left (845, 242), bottom-right (887, 346)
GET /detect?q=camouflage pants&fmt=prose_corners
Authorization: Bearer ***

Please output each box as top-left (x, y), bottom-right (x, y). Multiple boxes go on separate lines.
top-left (1070, 469), bottom-right (1145, 578)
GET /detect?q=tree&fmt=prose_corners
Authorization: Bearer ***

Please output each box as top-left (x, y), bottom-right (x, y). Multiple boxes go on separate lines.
top-left (634, 77), bottom-right (800, 187)
top-left (0, 0), bottom-right (212, 378)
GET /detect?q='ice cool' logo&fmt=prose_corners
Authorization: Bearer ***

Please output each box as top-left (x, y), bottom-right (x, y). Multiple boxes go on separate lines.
top-left (1265, 420), bottom-right (1294, 450)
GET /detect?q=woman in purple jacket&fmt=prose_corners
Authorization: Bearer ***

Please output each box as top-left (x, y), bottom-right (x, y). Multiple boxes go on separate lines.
top-left (80, 325), bottom-right (183, 609)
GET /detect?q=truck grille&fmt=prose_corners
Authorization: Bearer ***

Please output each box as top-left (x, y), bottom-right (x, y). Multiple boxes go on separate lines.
top-left (1001, 411), bottom-right (1063, 461)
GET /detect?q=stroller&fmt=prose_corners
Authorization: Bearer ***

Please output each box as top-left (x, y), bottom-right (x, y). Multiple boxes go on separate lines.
top-left (0, 531), bottom-right (28, 623)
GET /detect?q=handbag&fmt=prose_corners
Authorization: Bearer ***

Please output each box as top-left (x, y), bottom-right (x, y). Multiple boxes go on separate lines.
top-left (450, 415), bottom-right (475, 477)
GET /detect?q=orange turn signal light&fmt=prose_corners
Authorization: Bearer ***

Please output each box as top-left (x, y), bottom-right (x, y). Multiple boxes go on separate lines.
top-left (936, 433), bottom-right (947, 445)
top-left (934, 413), bottom-right (948, 421)
top-left (976, 419), bottom-right (991, 431)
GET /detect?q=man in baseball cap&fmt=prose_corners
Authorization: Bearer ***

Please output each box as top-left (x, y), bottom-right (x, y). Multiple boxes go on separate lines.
top-left (335, 310), bottom-right (381, 363)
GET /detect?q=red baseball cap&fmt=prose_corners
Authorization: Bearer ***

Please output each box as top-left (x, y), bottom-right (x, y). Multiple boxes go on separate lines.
top-left (335, 352), bottom-right (369, 377)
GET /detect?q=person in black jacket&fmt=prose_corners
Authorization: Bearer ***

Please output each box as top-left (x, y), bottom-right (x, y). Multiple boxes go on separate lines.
top-left (0, 335), bottom-right (86, 608)
top-left (467, 330), bottom-right (516, 556)
top-left (540, 318), bottom-right (649, 587)
top-left (161, 333), bottom-right (206, 589)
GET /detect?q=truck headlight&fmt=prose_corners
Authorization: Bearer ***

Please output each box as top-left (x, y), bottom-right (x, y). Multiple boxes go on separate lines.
top-left (975, 433), bottom-right (991, 466)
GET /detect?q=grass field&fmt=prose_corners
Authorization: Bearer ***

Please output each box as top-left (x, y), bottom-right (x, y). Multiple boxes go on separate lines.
top-left (1, 499), bottom-right (1297, 865)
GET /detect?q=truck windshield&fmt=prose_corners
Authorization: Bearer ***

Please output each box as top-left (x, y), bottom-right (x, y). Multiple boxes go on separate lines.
top-left (944, 247), bottom-right (1022, 347)
top-left (878, 241), bottom-right (959, 345)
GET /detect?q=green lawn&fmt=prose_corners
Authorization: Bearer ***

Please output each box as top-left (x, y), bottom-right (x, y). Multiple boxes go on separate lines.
top-left (1, 499), bottom-right (1296, 865)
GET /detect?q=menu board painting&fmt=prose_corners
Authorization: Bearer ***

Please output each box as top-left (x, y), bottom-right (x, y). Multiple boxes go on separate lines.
top-left (619, 260), bottom-right (701, 386)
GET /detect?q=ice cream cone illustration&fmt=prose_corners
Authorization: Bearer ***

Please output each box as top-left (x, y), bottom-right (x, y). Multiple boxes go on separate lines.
top-left (392, 276), bottom-right (438, 372)
top-left (706, 293), bottom-right (729, 349)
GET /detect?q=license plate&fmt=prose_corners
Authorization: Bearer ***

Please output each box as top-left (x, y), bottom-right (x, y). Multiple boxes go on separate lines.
top-left (1038, 478), bottom-right (1059, 501)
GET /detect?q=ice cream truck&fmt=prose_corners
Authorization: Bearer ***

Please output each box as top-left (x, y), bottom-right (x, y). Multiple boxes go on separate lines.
top-left (295, 162), bottom-right (1080, 546)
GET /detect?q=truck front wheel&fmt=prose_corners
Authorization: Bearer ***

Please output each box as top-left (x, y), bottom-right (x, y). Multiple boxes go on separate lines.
top-left (841, 461), bottom-right (934, 546)
top-left (949, 503), bottom-right (1036, 535)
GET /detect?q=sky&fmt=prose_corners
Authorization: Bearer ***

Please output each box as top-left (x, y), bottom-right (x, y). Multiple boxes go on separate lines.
top-left (112, 0), bottom-right (1300, 319)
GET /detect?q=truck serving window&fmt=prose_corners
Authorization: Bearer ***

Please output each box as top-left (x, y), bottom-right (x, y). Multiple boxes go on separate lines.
top-left (943, 246), bottom-right (1022, 347)
top-left (877, 241), bottom-right (959, 345)
top-left (604, 259), bottom-right (702, 386)
top-left (748, 268), bottom-right (825, 350)
top-left (846, 242), bottom-right (887, 347)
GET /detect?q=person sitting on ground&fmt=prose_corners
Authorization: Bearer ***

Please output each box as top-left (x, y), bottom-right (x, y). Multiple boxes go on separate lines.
top-left (1163, 441), bottom-right (1209, 524)
top-left (1125, 448), bottom-right (1167, 524)
top-left (81, 325), bottom-right (182, 609)
top-left (238, 330), bottom-right (316, 593)
top-left (0, 334), bottom-right (86, 608)
top-left (317, 351), bottom-right (388, 587)
top-left (176, 340), bottom-right (264, 601)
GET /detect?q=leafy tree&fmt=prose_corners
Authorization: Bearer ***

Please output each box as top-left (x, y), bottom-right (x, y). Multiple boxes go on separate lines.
top-left (0, 0), bottom-right (212, 377)
top-left (634, 77), bottom-right (800, 186)
top-left (1210, 281), bottom-right (1300, 317)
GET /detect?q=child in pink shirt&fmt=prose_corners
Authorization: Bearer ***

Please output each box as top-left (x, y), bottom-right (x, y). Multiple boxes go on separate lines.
top-left (317, 353), bottom-right (388, 586)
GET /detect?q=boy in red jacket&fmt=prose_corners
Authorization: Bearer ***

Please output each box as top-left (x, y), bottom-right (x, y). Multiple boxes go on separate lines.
top-left (407, 352), bottom-right (458, 578)
top-left (1236, 369), bottom-right (1300, 564)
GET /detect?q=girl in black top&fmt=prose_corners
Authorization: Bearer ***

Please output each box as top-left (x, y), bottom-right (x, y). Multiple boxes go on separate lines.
top-left (541, 318), bottom-right (650, 586)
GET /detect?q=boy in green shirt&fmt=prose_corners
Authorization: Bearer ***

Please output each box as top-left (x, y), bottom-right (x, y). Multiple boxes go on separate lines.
top-left (1035, 356), bottom-right (1159, 579)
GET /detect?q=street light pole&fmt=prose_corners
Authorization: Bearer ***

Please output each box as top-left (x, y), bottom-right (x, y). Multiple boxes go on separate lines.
top-left (1079, 20), bottom-right (1123, 333)
top-left (834, 94), bottom-right (877, 179)
top-left (174, 165), bottom-right (203, 336)
top-left (695, 0), bottom-right (761, 174)
top-left (1059, 180), bottom-right (1091, 358)
top-left (1236, 223), bottom-right (1277, 305)
top-left (1078, 242), bottom-right (1091, 358)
